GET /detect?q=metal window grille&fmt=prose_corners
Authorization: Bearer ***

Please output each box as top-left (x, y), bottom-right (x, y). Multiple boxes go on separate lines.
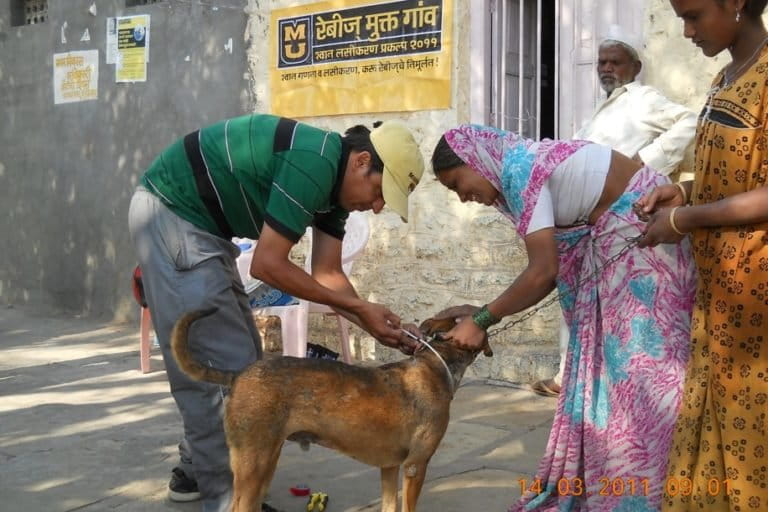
top-left (490, 0), bottom-right (556, 139)
top-left (126, 0), bottom-right (162, 6)
top-left (18, 0), bottom-right (47, 26)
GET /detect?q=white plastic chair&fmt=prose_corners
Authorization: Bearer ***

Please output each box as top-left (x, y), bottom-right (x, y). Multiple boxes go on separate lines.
top-left (244, 212), bottom-right (370, 364)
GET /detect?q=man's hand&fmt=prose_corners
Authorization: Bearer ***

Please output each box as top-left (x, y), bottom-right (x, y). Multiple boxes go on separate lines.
top-left (634, 184), bottom-right (685, 222)
top-left (440, 316), bottom-right (488, 351)
top-left (397, 323), bottom-right (423, 355)
top-left (352, 301), bottom-right (403, 348)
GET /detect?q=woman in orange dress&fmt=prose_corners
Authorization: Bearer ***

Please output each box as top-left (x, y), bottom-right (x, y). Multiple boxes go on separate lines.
top-left (637, 0), bottom-right (768, 510)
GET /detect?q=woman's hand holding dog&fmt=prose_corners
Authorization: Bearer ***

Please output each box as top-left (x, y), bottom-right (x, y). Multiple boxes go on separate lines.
top-left (442, 316), bottom-right (488, 351)
top-left (423, 304), bottom-right (486, 351)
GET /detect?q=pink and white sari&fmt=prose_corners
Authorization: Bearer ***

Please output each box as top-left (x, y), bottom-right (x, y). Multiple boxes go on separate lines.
top-left (444, 125), bottom-right (696, 511)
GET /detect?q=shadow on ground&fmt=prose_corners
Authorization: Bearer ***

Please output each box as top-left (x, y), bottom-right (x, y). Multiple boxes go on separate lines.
top-left (0, 305), bottom-right (555, 512)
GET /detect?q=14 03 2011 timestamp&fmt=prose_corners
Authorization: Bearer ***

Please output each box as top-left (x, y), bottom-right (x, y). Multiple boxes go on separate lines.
top-left (518, 477), bottom-right (732, 497)
top-left (518, 478), bottom-right (651, 497)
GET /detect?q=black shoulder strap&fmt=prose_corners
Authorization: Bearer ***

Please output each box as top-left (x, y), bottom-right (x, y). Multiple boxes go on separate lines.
top-left (183, 130), bottom-right (234, 238)
top-left (273, 117), bottom-right (298, 153)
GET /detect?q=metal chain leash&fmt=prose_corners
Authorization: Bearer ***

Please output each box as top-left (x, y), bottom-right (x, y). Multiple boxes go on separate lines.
top-left (486, 235), bottom-right (643, 339)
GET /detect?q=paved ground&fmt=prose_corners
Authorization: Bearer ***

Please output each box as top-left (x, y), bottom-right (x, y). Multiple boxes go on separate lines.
top-left (0, 305), bottom-right (556, 512)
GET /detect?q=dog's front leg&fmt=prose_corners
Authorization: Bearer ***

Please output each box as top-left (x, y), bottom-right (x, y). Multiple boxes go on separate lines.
top-left (380, 466), bottom-right (399, 512)
top-left (401, 460), bottom-right (429, 512)
top-left (230, 441), bottom-right (283, 512)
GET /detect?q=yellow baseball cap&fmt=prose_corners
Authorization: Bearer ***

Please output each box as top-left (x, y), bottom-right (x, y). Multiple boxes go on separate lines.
top-left (370, 121), bottom-right (425, 222)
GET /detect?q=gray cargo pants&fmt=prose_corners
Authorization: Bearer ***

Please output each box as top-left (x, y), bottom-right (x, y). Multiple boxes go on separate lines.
top-left (128, 186), bottom-right (261, 512)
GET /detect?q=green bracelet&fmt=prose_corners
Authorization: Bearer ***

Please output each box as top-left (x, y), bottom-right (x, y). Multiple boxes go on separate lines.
top-left (471, 305), bottom-right (501, 331)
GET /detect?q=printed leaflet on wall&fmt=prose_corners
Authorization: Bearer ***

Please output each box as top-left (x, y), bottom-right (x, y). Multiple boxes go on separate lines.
top-left (115, 15), bottom-right (150, 82)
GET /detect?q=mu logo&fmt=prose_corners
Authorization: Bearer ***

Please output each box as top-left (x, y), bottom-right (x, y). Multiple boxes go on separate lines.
top-left (279, 17), bottom-right (311, 67)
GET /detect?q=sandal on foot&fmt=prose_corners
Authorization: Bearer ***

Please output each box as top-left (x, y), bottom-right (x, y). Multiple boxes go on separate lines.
top-left (531, 378), bottom-right (561, 397)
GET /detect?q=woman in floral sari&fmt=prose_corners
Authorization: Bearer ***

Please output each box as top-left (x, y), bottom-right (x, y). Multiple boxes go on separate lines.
top-left (430, 125), bottom-right (696, 511)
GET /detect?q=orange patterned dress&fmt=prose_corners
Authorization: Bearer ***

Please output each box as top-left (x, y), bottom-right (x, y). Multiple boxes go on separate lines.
top-left (663, 49), bottom-right (768, 511)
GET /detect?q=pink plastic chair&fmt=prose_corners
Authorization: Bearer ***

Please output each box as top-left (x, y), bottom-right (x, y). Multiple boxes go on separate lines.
top-left (246, 212), bottom-right (370, 363)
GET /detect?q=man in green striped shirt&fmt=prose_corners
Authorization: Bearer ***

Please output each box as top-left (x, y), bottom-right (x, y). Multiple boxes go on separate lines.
top-left (128, 115), bottom-right (424, 512)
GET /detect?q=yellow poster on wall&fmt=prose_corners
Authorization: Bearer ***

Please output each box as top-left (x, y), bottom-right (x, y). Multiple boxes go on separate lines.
top-left (116, 15), bottom-right (149, 82)
top-left (270, 0), bottom-right (452, 117)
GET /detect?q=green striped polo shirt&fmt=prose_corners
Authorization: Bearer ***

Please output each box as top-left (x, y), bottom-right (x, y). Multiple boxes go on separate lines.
top-left (140, 114), bottom-right (348, 242)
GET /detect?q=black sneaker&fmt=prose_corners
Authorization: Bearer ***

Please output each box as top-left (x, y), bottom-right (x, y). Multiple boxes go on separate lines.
top-left (168, 467), bottom-right (201, 502)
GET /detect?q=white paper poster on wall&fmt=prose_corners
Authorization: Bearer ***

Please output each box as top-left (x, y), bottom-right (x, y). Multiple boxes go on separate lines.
top-left (106, 17), bottom-right (117, 64)
top-left (53, 50), bottom-right (99, 104)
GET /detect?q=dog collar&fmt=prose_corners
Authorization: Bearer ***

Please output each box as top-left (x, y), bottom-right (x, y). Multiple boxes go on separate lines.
top-left (419, 339), bottom-right (455, 396)
top-left (401, 329), bottom-right (455, 396)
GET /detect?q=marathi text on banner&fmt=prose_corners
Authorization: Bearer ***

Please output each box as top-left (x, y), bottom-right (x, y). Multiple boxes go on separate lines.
top-left (271, 0), bottom-right (451, 117)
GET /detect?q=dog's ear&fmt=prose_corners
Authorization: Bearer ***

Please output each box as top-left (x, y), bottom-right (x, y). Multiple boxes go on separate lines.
top-left (418, 317), bottom-right (457, 337)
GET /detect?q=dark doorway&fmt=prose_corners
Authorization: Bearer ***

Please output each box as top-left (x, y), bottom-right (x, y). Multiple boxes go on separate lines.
top-left (539, 0), bottom-right (556, 139)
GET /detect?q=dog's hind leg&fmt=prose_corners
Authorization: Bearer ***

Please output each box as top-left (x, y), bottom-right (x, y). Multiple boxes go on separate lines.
top-left (380, 466), bottom-right (399, 512)
top-left (230, 441), bottom-right (284, 512)
top-left (401, 459), bottom-right (429, 512)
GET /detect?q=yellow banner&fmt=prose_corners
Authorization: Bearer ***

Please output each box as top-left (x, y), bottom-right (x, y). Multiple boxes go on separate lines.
top-left (271, 0), bottom-right (452, 117)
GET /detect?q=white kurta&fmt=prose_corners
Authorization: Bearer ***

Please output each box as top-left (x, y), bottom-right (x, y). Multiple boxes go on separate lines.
top-left (573, 81), bottom-right (697, 176)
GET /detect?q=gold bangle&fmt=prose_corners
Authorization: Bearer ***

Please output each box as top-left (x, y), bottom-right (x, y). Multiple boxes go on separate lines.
top-left (675, 182), bottom-right (688, 205)
top-left (669, 206), bottom-right (687, 235)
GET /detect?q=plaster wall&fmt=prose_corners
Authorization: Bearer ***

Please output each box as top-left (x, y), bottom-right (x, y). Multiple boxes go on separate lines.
top-left (0, 0), bottom-right (252, 320)
top-left (642, 0), bottom-right (728, 115)
top-left (642, 2), bottom-right (768, 125)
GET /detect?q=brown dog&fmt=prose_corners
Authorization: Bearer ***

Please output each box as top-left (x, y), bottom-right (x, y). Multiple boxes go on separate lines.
top-left (170, 309), bottom-right (492, 512)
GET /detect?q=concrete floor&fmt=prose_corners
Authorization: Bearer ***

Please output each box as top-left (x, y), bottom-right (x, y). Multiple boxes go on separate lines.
top-left (0, 305), bottom-right (556, 512)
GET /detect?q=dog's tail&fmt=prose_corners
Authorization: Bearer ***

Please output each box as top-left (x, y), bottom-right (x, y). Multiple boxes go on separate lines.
top-left (171, 308), bottom-right (237, 387)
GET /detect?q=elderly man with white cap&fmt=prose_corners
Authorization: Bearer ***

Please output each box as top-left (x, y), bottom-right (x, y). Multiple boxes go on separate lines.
top-left (532, 24), bottom-right (697, 397)
top-left (129, 114), bottom-right (425, 512)
top-left (577, 24), bottom-right (698, 174)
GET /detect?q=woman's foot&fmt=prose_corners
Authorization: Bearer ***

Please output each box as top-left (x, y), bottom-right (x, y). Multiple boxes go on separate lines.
top-left (531, 378), bottom-right (561, 397)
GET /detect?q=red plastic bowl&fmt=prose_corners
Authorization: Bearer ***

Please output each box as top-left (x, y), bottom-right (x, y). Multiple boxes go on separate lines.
top-left (290, 485), bottom-right (310, 496)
